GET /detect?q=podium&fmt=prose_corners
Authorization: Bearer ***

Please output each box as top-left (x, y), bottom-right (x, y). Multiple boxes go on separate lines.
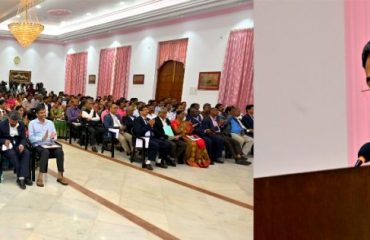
top-left (254, 166), bottom-right (370, 240)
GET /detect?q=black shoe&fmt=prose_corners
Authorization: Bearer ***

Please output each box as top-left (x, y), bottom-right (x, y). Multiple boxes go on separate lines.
top-left (17, 179), bottom-right (26, 190)
top-left (92, 146), bottom-right (98, 152)
top-left (214, 158), bottom-right (224, 164)
top-left (143, 164), bottom-right (153, 170)
top-left (236, 159), bottom-right (252, 165)
top-left (25, 178), bottom-right (33, 186)
top-left (166, 158), bottom-right (176, 167)
top-left (155, 162), bottom-right (168, 169)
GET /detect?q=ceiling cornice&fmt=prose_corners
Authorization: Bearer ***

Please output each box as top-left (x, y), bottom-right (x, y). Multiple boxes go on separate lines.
top-left (0, 0), bottom-right (251, 45)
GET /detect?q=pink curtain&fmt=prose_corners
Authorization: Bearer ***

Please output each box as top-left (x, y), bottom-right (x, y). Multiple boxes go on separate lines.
top-left (97, 48), bottom-right (116, 97)
top-left (158, 39), bottom-right (188, 68)
top-left (345, 1), bottom-right (370, 165)
top-left (64, 52), bottom-right (88, 95)
top-left (112, 46), bottom-right (131, 100)
top-left (218, 29), bottom-right (254, 112)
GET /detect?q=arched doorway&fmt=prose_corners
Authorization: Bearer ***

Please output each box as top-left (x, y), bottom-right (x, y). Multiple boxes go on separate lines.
top-left (155, 60), bottom-right (184, 102)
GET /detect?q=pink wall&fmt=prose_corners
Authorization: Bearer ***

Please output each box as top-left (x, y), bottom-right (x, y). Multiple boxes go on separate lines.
top-left (345, 1), bottom-right (370, 165)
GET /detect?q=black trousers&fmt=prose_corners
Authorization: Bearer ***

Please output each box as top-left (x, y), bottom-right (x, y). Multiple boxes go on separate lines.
top-left (87, 126), bottom-right (105, 146)
top-left (148, 138), bottom-right (171, 161)
top-left (36, 146), bottom-right (64, 173)
top-left (3, 148), bottom-right (30, 178)
top-left (169, 139), bottom-right (186, 163)
top-left (202, 134), bottom-right (225, 162)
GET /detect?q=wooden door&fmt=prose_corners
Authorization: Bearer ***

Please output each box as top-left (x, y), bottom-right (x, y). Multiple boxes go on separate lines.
top-left (155, 61), bottom-right (184, 102)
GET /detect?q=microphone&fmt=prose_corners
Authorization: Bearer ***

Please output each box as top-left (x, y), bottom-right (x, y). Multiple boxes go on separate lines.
top-left (354, 159), bottom-right (363, 167)
top-left (355, 142), bottom-right (370, 167)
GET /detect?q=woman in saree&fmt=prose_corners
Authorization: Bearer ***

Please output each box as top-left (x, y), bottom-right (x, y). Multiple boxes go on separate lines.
top-left (171, 110), bottom-right (210, 168)
top-left (50, 101), bottom-right (67, 138)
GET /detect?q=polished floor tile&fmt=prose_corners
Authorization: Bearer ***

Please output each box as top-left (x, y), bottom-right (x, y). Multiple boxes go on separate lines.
top-left (0, 141), bottom-right (253, 240)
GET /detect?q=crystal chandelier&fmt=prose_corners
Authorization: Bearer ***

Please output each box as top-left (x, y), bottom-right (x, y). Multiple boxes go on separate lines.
top-left (8, 0), bottom-right (44, 48)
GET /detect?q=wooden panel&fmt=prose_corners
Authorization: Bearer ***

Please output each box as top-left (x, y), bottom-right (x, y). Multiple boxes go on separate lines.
top-left (156, 61), bottom-right (184, 102)
top-left (254, 166), bottom-right (370, 240)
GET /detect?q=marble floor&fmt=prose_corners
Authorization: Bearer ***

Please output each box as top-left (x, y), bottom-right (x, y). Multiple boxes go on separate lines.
top-left (0, 141), bottom-right (253, 240)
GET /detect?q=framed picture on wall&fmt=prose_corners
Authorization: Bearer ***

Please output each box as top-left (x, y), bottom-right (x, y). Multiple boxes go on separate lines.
top-left (133, 74), bottom-right (145, 85)
top-left (9, 70), bottom-right (31, 83)
top-left (198, 72), bottom-right (221, 90)
top-left (88, 74), bottom-right (96, 84)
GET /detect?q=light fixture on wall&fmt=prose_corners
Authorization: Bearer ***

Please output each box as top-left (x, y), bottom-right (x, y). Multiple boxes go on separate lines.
top-left (8, 0), bottom-right (44, 48)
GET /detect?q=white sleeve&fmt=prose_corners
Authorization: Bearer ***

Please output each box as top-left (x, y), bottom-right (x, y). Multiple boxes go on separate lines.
top-left (81, 110), bottom-right (90, 119)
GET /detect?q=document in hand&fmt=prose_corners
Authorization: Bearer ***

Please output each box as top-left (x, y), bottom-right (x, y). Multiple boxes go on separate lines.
top-left (41, 144), bottom-right (61, 149)
top-left (186, 135), bottom-right (201, 141)
top-left (1, 143), bottom-right (13, 151)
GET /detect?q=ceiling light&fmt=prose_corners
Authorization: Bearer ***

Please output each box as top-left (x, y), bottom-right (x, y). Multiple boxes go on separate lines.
top-left (86, 12), bottom-right (92, 16)
top-left (119, 1), bottom-right (126, 5)
top-left (36, 4), bottom-right (41, 9)
top-left (8, 0), bottom-right (44, 48)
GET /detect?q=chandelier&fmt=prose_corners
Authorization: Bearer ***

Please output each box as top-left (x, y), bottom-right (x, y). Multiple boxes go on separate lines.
top-left (8, 0), bottom-right (44, 48)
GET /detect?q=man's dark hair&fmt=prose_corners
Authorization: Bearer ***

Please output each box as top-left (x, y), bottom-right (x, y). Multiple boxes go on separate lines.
top-left (9, 111), bottom-right (19, 121)
top-left (225, 106), bottom-right (235, 114)
top-left (35, 104), bottom-right (46, 113)
top-left (215, 103), bottom-right (223, 109)
top-left (246, 105), bottom-right (254, 111)
top-left (362, 41), bottom-right (370, 68)
top-left (0, 99), bottom-right (5, 105)
top-left (138, 105), bottom-right (147, 112)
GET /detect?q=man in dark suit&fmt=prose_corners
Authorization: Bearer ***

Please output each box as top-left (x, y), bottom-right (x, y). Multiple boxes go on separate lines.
top-left (242, 105), bottom-right (254, 138)
top-left (187, 107), bottom-right (224, 164)
top-left (133, 106), bottom-right (171, 170)
top-left (153, 108), bottom-right (186, 165)
top-left (203, 108), bottom-right (251, 165)
top-left (0, 111), bottom-right (32, 189)
top-left (122, 106), bottom-right (136, 134)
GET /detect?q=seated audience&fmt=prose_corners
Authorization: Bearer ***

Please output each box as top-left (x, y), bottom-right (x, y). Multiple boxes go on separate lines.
top-left (171, 110), bottom-right (210, 168)
top-left (199, 103), bottom-right (211, 121)
top-left (122, 106), bottom-right (136, 134)
top-left (22, 94), bottom-right (35, 111)
top-left (133, 106), bottom-right (171, 170)
top-left (203, 108), bottom-right (251, 165)
top-left (0, 111), bottom-right (32, 189)
top-left (103, 104), bottom-right (132, 155)
top-left (29, 105), bottom-right (68, 187)
top-left (242, 104), bottom-right (254, 138)
top-left (81, 99), bottom-right (105, 152)
top-left (153, 108), bottom-right (185, 165)
top-left (223, 106), bottom-right (254, 156)
top-left (50, 100), bottom-right (64, 120)
top-left (15, 105), bottom-right (29, 126)
top-left (187, 107), bottom-right (224, 164)
top-left (66, 97), bottom-right (81, 123)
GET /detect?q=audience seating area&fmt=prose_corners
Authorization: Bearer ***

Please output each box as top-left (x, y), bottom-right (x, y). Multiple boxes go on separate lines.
top-left (0, 88), bottom-right (255, 182)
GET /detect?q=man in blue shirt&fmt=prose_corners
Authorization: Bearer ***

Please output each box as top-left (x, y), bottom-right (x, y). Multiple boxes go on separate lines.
top-left (223, 106), bottom-right (254, 157)
top-left (29, 104), bottom-right (68, 187)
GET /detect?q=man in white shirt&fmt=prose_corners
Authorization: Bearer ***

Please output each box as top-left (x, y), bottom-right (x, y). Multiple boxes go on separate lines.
top-left (103, 104), bottom-right (133, 156)
top-left (81, 99), bottom-right (104, 152)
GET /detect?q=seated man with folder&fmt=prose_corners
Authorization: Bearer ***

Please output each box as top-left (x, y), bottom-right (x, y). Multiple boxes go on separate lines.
top-left (153, 108), bottom-right (186, 165)
top-left (0, 111), bottom-right (32, 189)
top-left (29, 104), bottom-right (68, 187)
top-left (133, 106), bottom-right (171, 170)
